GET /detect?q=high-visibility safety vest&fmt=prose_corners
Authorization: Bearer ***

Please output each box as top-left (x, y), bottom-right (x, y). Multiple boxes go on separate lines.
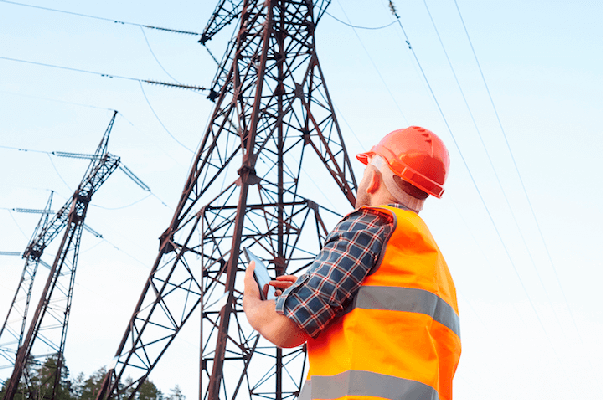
top-left (299, 205), bottom-right (461, 400)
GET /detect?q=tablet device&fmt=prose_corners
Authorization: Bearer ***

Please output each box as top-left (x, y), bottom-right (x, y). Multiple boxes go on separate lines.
top-left (243, 248), bottom-right (276, 300)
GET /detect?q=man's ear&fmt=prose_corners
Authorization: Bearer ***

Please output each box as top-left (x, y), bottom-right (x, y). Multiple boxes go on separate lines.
top-left (366, 169), bottom-right (381, 194)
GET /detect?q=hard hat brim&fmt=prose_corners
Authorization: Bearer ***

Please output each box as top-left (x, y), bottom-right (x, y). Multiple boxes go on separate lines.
top-left (356, 150), bottom-right (376, 165)
top-left (356, 148), bottom-right (445, 198)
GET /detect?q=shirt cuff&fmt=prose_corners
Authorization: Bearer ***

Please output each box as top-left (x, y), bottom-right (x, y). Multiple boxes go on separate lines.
top-left (274, 275), bottom-right (330, 338)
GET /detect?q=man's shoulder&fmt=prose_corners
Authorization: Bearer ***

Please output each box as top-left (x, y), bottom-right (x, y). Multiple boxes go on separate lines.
top-left (336, 207), bottom-right (395, 233)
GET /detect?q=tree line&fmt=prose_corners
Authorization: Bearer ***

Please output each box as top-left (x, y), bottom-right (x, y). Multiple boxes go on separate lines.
top-left (0, 355), bottom-right (184, 400)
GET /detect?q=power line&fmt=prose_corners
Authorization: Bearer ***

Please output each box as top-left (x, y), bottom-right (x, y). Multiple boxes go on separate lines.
top-left (91, 194), bottom-right (152, 211)
top-left (332, 103), bottom-right (366, 148)
top-left (387, 4), bottom-right (576, 391)
top-left (386, 0), bottom-right (583, 393)
top-left (138, 82), bottom-right (195, 154)
top-left (0, 56), bottom-right (207, 92)
top-left (451, 0), bottom-right (600, 391)
top-left (46, 153), bottom-right (72, 192)
top-left (0, 0), bottom-right (201, 36)
top-left (116, 113), bottom-right (191, 189)
top-left (1, 210), bottom-right (151, 270)
top-left (139, 26), bottom-right (180, 83)
top-left (333, 0), bottom-right (409, 125)
top-left (0, 90), bottom-right (115, 111)
top-left (419, 0), bottom-right (569, 336)
top-left (1, 209), bottom-right (28, 239)
top-left (325, 11), bottom-right (396, 30)
top-left (0, 144), bottom-right (169, 207)
top-left (451, 0), bottom-right (569, 304)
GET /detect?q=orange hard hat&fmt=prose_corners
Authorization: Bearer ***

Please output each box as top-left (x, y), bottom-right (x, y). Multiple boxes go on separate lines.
top-left (356, 126), bottom-right (450, 198)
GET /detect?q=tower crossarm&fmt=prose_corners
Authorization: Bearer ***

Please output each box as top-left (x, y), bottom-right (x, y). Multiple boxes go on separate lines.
top-left (200, 0), bottom-right (245, 45)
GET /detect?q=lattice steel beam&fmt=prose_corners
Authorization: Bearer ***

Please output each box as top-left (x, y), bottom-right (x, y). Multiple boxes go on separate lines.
top-left (96, 2), bottom-right (355, 399)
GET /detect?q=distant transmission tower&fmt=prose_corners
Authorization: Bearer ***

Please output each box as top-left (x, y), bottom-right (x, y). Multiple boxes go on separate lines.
top-left (96, 1), bottom-right (356, 399)
top-left (0, 193), bottom-right (54, 394)
top-left (2, 111), bottom-right (121, 400)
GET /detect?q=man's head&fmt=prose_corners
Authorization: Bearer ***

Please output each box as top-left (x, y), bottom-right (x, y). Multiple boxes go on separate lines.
top-left (355, 126), bottom-right (450, 212)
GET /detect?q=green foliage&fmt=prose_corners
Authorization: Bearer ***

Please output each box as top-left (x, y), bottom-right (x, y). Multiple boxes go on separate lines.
top-left (1, 356), bottom-right (175, 400)
top-left (167, 386), bottom-right (184, 400)
top-left (75, 366), bottom-right (106, 400)
top-left (34, 354), bottom-right (71, 400)
top-left (137, 380), bottom-right (161, 400)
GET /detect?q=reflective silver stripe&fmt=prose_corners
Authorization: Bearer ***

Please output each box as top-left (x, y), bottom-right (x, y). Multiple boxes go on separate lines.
top-left (298, 382), bottom-right (311, 400)
top-left (353, 286), bottom-right (460, 337)
top-left (299, 370), bottom-right (438, 400)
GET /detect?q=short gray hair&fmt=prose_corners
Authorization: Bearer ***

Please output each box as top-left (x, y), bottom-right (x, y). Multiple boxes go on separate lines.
top-left (370, 155), bottom-right (425, 212)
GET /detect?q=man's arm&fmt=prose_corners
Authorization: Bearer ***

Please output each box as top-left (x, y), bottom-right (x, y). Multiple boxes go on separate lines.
top-left (274, 208), bottom-right (395, 338)
top-left (244, 208), bottom-right (394, 343)
top-left (243, 263), bottom-right (310, 348)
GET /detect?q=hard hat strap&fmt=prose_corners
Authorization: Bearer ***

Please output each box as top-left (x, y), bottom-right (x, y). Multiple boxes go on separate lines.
top-left (370, 156), bottom-right (424, 212)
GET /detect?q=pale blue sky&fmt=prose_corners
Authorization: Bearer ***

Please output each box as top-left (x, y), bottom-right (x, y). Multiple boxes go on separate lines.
top-left (1, 0), bottom-right (602, 399)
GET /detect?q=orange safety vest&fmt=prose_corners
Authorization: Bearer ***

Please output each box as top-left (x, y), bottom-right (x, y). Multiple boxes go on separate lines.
top-left (300, 205), bottom-right (461, 400)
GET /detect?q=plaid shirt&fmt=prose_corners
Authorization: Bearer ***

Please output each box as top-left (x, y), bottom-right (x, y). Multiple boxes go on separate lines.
top-left (275, 205), bottom-right (403, 338)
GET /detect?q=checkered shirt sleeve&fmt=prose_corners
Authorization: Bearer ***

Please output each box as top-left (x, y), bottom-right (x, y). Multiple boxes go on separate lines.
top-left (275, 207), bottom-right (395, 338)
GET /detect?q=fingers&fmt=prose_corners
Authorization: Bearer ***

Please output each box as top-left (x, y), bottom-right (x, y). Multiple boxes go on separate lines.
top-left (275, 275), bottom-right (297, 283)
top-left (247, 264), bottom-right (296, 301)
top-left (243, 261), bottom-right (261, 300)
top-left (269, 275), bottom-right (297, 289)
top-left (244, 261), bottom-right (255, 290)
top-left (270, 281), bottom-right (293, 289)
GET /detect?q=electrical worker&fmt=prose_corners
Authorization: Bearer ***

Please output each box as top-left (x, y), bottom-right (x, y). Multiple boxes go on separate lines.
top-left (243, 126), bottom-right (461, 400)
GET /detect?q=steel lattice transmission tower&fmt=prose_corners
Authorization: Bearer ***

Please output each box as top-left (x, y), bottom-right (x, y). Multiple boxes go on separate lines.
top-left (0, 193), bottom-right (54, 375)
top-left (96, 1), bottom-right (357, 399)
top-left (0, 193), bottom-right (55, 398)
top-left (2, 111), bottom-right (121, 400)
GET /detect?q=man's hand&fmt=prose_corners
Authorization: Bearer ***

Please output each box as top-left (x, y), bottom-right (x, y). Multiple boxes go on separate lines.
top-left (243, 261), bottom-right (262, 305)
top-left (243, 263), bottom-right (309, 348)
top-left (265, 275), bottom-right (297, 298)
